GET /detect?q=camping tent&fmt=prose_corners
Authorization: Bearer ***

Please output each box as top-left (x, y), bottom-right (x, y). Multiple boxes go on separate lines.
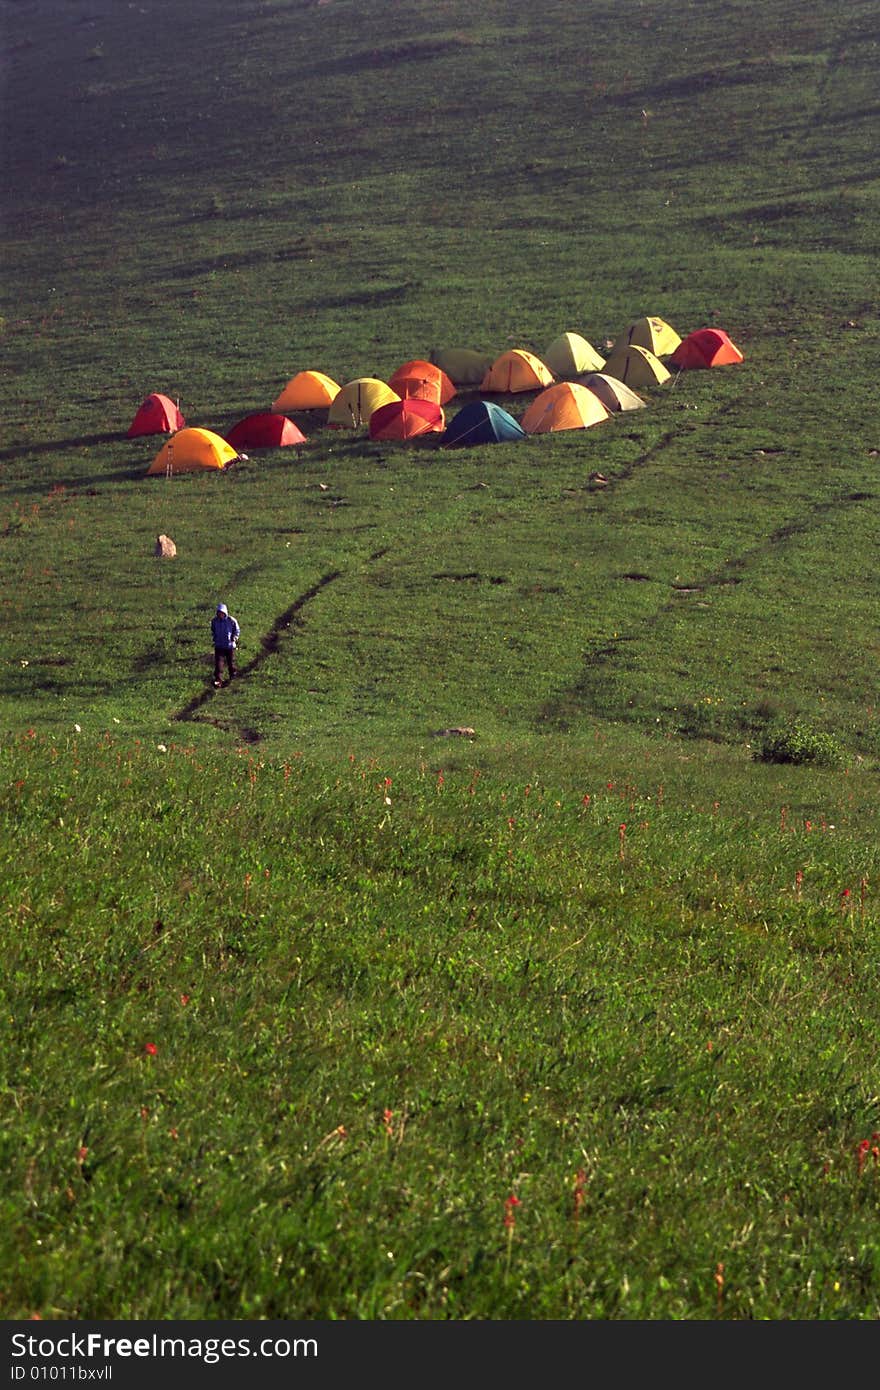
top-left (670, 328), bottom-right (744, 369)
top-left (369, 398), bottom-right (445, 440)
top-left (609, 316), bottom-right (681, 360)
top-left (225, 413), bottom-right (306, 450)
top-left (481, 349), bottom-right (554, 394)
top-left (543, 332), bottom-right (605, 378)
top-left (388, 360), bottom-right (456, 404)
top-left (127, 393), bottom-right (185, 437)
top-left (576, 372), bottom-right (646, 413)
top-left (146, 427), bottom-right (238, 475)
top-left (327, 378), bottom-right (400, 428)
top-left (521, 382), bottom-right (612, 434)
top-left (431, 348), bottom-right (494, 386)
top-left (442, 400), bottom-right (525, 448)
top-left (602, 344), bottom-right (671, 387)
top-left (272, 370), bottom-right (340, 410)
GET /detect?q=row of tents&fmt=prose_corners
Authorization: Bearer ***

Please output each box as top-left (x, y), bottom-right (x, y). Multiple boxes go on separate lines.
top-left (134, 319), bottom-right (744, 473)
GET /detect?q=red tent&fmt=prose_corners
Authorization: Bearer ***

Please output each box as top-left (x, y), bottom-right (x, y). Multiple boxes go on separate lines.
top-left (127, 393), bottom-right (184, 437)
top-left (369, 398), bottom-right (445, 440)
top-left (670, 328), bottom-right (744, 369)
top-left (224, 413), bottom-right (307, 450)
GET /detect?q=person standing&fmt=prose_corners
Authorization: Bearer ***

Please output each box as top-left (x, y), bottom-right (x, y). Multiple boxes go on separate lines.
top-left (211, 603), bottom-right (240, 687)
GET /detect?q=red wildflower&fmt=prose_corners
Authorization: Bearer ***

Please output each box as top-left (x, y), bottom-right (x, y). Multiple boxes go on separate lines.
top-left (143, 1042), bottom-right (158, 1056)
top-left (504, 1194), bottom-right (521, 1229)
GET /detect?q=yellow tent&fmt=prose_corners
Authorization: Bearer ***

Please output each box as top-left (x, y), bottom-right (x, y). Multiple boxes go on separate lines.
top-left (543, 332), bottom-right (605, 378)
top-left (272, 370), bottom-right (340, 410)
top-left (327, 378), bottom-right (401, 428)
top-left (146, 428), bottom-right (238, 475)
top-left (602, 344), bottom-right (671, 388)
top-left (481, 349), bottom-right (554, 394)
top-left (609, 316), bottom-right (681, 360)
top-left (521, 382), bottom-right (611, 434)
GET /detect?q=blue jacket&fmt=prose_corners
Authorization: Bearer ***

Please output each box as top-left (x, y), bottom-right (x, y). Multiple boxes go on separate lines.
top-left (211, 613), bottom-right (240, 649)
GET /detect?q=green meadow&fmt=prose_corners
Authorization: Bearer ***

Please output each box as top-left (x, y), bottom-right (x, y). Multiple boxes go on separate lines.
top-left (2, 0), bottom-right (880, 1319)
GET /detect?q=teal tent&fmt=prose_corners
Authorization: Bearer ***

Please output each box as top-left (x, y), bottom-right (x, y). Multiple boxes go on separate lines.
top-left (442, 400), bottom-right (525, 448)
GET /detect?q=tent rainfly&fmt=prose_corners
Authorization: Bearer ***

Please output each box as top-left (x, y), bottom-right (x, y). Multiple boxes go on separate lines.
top-left (327, 378), bottom-right (401, 429)
top-left (481, 349), bottom-right (554, 394)
top-left (431, 348), bottom-right (494, 386)
top-left (369, 398), bottom-right (445, 440)
top-left (225, 413), bottom-right (306, 450)
top-left (272, 370), bottom-right (340, 410)
top-left (670, 328), bottom-right (744, 369)
top-left (542, 332), bottom-right (605, 378)
top-left (576, 372), bottom-right (646, 413)
top-left (602, 344), bottom-right (671, 388)
top-left (388, 360), bottom-right (456, 405)
top-left (609, 316), bottom-right (681, 360)
top-left (146, 427), bottom-right (238, 475)
top-left (521, 382), bottom-right (612, 434)
top-left (127, 393), bottom-right (185, 437)
top-left (442, 400), bottom-right (525, 448)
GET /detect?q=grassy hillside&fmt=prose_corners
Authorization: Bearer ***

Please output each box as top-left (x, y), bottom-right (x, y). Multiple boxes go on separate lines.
top-left (3, 0), bottom-right (880, 1321)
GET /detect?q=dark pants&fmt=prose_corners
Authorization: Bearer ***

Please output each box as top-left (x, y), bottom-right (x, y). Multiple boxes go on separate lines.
top-left (213, 646), bottom-right (236, 683)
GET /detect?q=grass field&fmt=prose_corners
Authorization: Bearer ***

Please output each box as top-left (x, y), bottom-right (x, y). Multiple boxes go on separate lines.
top-left (2, 0), bottom-right (880, 1320)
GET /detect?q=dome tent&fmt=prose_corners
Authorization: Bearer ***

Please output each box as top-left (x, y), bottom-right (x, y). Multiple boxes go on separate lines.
top-left (542, 332), bottom-right (605, 378)
top-left (272, 370), bottom-right (340, 410)
top-left (127, 393), bottom-right (185, 437)
top-left (521, 382), bottom-right (612, 434)
top-left (576, 372), bottom-right (646, 414)
top-left (388, 360), bottom-right (456, 405)
top-left (225, 413), bottom-right (306, 450)
top-left (442, 400), bottom-right (525, 448)
top-left (608, 315), bottom-right (681, 360)
top-left (327, 378), bottom-right (400, 429)
top-left (146, 427), bottom-right (238, 475)
top-left (369, 398), bottom-right (445, 441)
top-left (670, 328), bottom-right (744, 369)
top-left (602, 343), bottom-right (671, 388)
top-left (481, 349), bottom-right (554, 394)
top-left (431, 348), bottom-right (494, 387)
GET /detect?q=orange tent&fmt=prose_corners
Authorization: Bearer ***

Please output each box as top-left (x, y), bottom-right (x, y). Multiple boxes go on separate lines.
top-left (369, 398), bottom-right (445, 440)
top-left (521, 382), bottom-right (611, 434)
top-left (481, 349), bottom-right (554, 393)
top-left (272, 370), bottom-right (340, 410)
top-left (388, 360), bottom-right (456, 404)
top-left (670, 328), bottom-right (744, 369)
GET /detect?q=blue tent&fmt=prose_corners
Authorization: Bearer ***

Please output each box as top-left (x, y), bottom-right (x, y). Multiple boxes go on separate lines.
top-left (442, 400), bottom-right (525, 448)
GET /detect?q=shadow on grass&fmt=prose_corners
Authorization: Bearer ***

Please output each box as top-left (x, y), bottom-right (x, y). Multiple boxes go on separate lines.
top-left (0, 431), bottom-right (133, 461)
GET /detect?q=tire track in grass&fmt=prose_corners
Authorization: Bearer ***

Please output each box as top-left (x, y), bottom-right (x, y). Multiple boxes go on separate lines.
top-left (542, 384), bottom-right (875, 731)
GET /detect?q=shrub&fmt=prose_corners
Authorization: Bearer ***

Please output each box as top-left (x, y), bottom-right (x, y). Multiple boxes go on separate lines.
top-left (755, 718), bottom-right (846, 769)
